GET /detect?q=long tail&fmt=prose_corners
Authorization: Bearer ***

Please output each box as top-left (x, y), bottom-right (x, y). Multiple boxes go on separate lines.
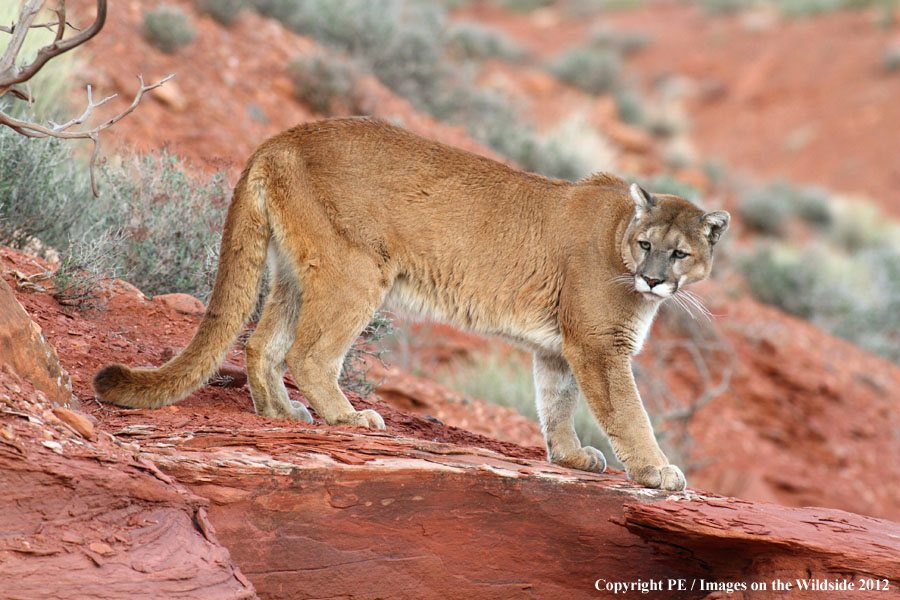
top-left (93, 159), bottom-right (271, 409)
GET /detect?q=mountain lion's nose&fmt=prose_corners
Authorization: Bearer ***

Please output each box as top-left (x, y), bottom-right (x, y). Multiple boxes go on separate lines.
top-left (642, 276), bottom-right (663, 288)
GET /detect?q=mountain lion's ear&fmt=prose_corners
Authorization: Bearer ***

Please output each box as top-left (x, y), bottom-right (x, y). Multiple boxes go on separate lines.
top-left (700, 210), bottom-right (730, 245)
top-left (630, 183), bottom-right (655, 216)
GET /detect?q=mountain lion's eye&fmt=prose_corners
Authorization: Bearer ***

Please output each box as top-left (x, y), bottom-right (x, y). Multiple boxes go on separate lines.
top-left (673, 249), bottom-right (689, 259)
top-left (638, 241), bottom-right (651, 251)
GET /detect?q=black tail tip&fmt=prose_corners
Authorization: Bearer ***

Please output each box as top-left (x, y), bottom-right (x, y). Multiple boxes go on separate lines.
top-left (92, 363), bottom-right (131, 400)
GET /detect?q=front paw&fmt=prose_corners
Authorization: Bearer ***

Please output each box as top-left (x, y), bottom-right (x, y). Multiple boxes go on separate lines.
top-left (629, 464), bottom-right (686, 491)
top-left (332, 409), bottom-right (386, 430)
top-left (550, 446), bottom-right (607, 473)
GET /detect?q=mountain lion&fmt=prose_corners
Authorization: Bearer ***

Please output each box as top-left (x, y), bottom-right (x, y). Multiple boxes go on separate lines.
top-left (94, 117), bottom-right (729, 491)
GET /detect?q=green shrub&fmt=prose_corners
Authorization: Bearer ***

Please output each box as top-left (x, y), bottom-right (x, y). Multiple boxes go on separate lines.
top-left (197, 0), bottom-right (246, 26)
top-left (95, 153), bottom-right (230, 301)
top-left (52, 229), bottom-right (126, 310)
top-left (883, 43), bottom-right (900, 72)
top-left (546, 45), bottom-right (622, 95)
top-left (340, 310), bottom-right (395, 396)
top-left (448, 22), bottom-right (526, 61)
top-left (739, 244), bottom-right (832, 319)
top-left (0, 126), bottom-right (93, 252)
top-left (143, 5), bottom-right (196, 54)
top-left (614, 88), bottom-right (648, 126)
top-left (690, 0), bottom-right (756, 13)
top-left (739, 242), bottom-right (900, 361)
top-left (588, 25), bottom-right (650, 56)
top-left (252, 0), bottom-right (448, 111)
top-left (826, 198), bottom-right (899, 252)
top-left (738, 180), bottom-right (832, 235)
top-left (496, 0), bottom-right (554, 11)
top-left (691, 0), bottom-right (899, 17)
top-left (289, 53), bottom-right (361, 114)
top-left (738, 186), bottom-right (793, 235)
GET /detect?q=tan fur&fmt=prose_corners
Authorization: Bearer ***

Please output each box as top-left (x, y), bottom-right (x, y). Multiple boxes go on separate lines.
top-left (93, 117), bottom-right (729, 490)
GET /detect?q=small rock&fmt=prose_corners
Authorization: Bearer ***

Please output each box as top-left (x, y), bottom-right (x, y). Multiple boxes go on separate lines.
top-left (152, 80), bottom-right (187, 112)
top-left (607, 122), bottom-right (654, 154)
top-left (53, 407), bottom-right (95, 440)
top-left (109, 279), bottom-right (147, 302)
top-left (41, 440), bottom-right (63, 454)
top-left (88, 541), bottom-right (113, 556)
top-left (153, 293), bottom-right (206, 315)
top-left (61, 530), bottom-right (83, 544)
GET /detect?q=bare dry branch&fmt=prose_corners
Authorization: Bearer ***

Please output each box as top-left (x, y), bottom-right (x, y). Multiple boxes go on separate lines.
top-left (0, 19), bottom-right (82, 35)
top-left (52, 1), bottom-right (66, 44)
top-left (0, 74), bottom-right (174, 195)
top-left (0, 0), bottom-right (172, 196)
top-left (0, 0), bottom-right (106, 90)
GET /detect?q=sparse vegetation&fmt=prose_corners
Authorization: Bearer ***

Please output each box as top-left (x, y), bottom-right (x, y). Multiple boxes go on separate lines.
top-left (690, 0), bottom-right (899, 16)
top-left (882, 43), bottom-right (900, 72)
top-left (448, 22), bottom-right (526, 62)
top-left (143, 5), bottom-right (196, 54)
top-left (738, 180), bottom-right (832, 235)
top-left (0, 127), bottom-right (93, 253)
top-left (496, 0), bottom-right (554, 11)
top-left (250, 0), bottom-right (594, 180)
top-left (547, 45), bottom-right (622, 95)
top-left (197, 0), bottom-right (246, 26)
top-left (96, 153), bottom-right (231, 301)
top-left (340, 311), bottom-right (395, 396)
top-left (433, 350), bottom-right (623, 468)
top-left (289, 53), bottom-right (361, 115)
top-left (614, 88), bottom-right (648, 126)
top-left (587, 25), bottom-right (651, 56)
top-left (52, 229), bottom-right (126, 310)
top-left (737, 184), bottom-right (900, 362)
top-left (738, 186), bottom-right (794, 235)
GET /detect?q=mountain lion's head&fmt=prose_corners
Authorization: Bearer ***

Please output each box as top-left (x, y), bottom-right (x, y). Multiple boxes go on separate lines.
top-left (621, 184), bottom-right (729, 304)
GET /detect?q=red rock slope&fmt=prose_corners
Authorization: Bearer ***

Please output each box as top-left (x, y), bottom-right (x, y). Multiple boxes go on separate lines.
top-left (4, 245), bottom-right (900, 597)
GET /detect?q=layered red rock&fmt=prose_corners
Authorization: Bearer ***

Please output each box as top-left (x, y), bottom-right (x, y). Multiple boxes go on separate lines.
top-left (117, 420), bottom-right (900, 600)
top-left (0, 276), bottom-right (74, 408)
top-left (0, 371), bottom-right (255, 600)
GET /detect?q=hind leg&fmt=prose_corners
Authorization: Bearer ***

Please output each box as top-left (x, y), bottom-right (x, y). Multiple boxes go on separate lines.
top-left (245, 267), bottom-right (311, 422)
top-left (534, 352), bottom-right (606, 473)
top-left (284, 257), bottom-right (389, 429)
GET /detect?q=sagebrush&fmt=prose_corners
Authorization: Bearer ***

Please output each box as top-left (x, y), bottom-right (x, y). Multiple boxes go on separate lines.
top-left (143, 5), bottom-right (196, 53)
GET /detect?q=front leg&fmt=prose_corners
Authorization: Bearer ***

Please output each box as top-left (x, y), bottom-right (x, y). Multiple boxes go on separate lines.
top-left (566, 345), bottom-right (685, 491)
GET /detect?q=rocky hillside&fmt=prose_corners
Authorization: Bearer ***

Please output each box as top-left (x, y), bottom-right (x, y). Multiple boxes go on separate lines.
top-left (4, 0), bottom-right (900, 597)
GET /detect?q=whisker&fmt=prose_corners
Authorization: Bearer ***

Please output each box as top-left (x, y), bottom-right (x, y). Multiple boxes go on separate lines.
top-left (675, 290), bottom-right (714, 320)
top-left (608, 273), bottom-right (635, 289)
top-left (670, 293), bottom-right (699, 320)
top-left (682, 296), bottom-right (711, 321)
top-left (681, 289), bottom-right (719, 319)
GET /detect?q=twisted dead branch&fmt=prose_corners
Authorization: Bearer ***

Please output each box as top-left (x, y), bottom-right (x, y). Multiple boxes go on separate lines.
top-left (0, 0), bottom-right (172, 195)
